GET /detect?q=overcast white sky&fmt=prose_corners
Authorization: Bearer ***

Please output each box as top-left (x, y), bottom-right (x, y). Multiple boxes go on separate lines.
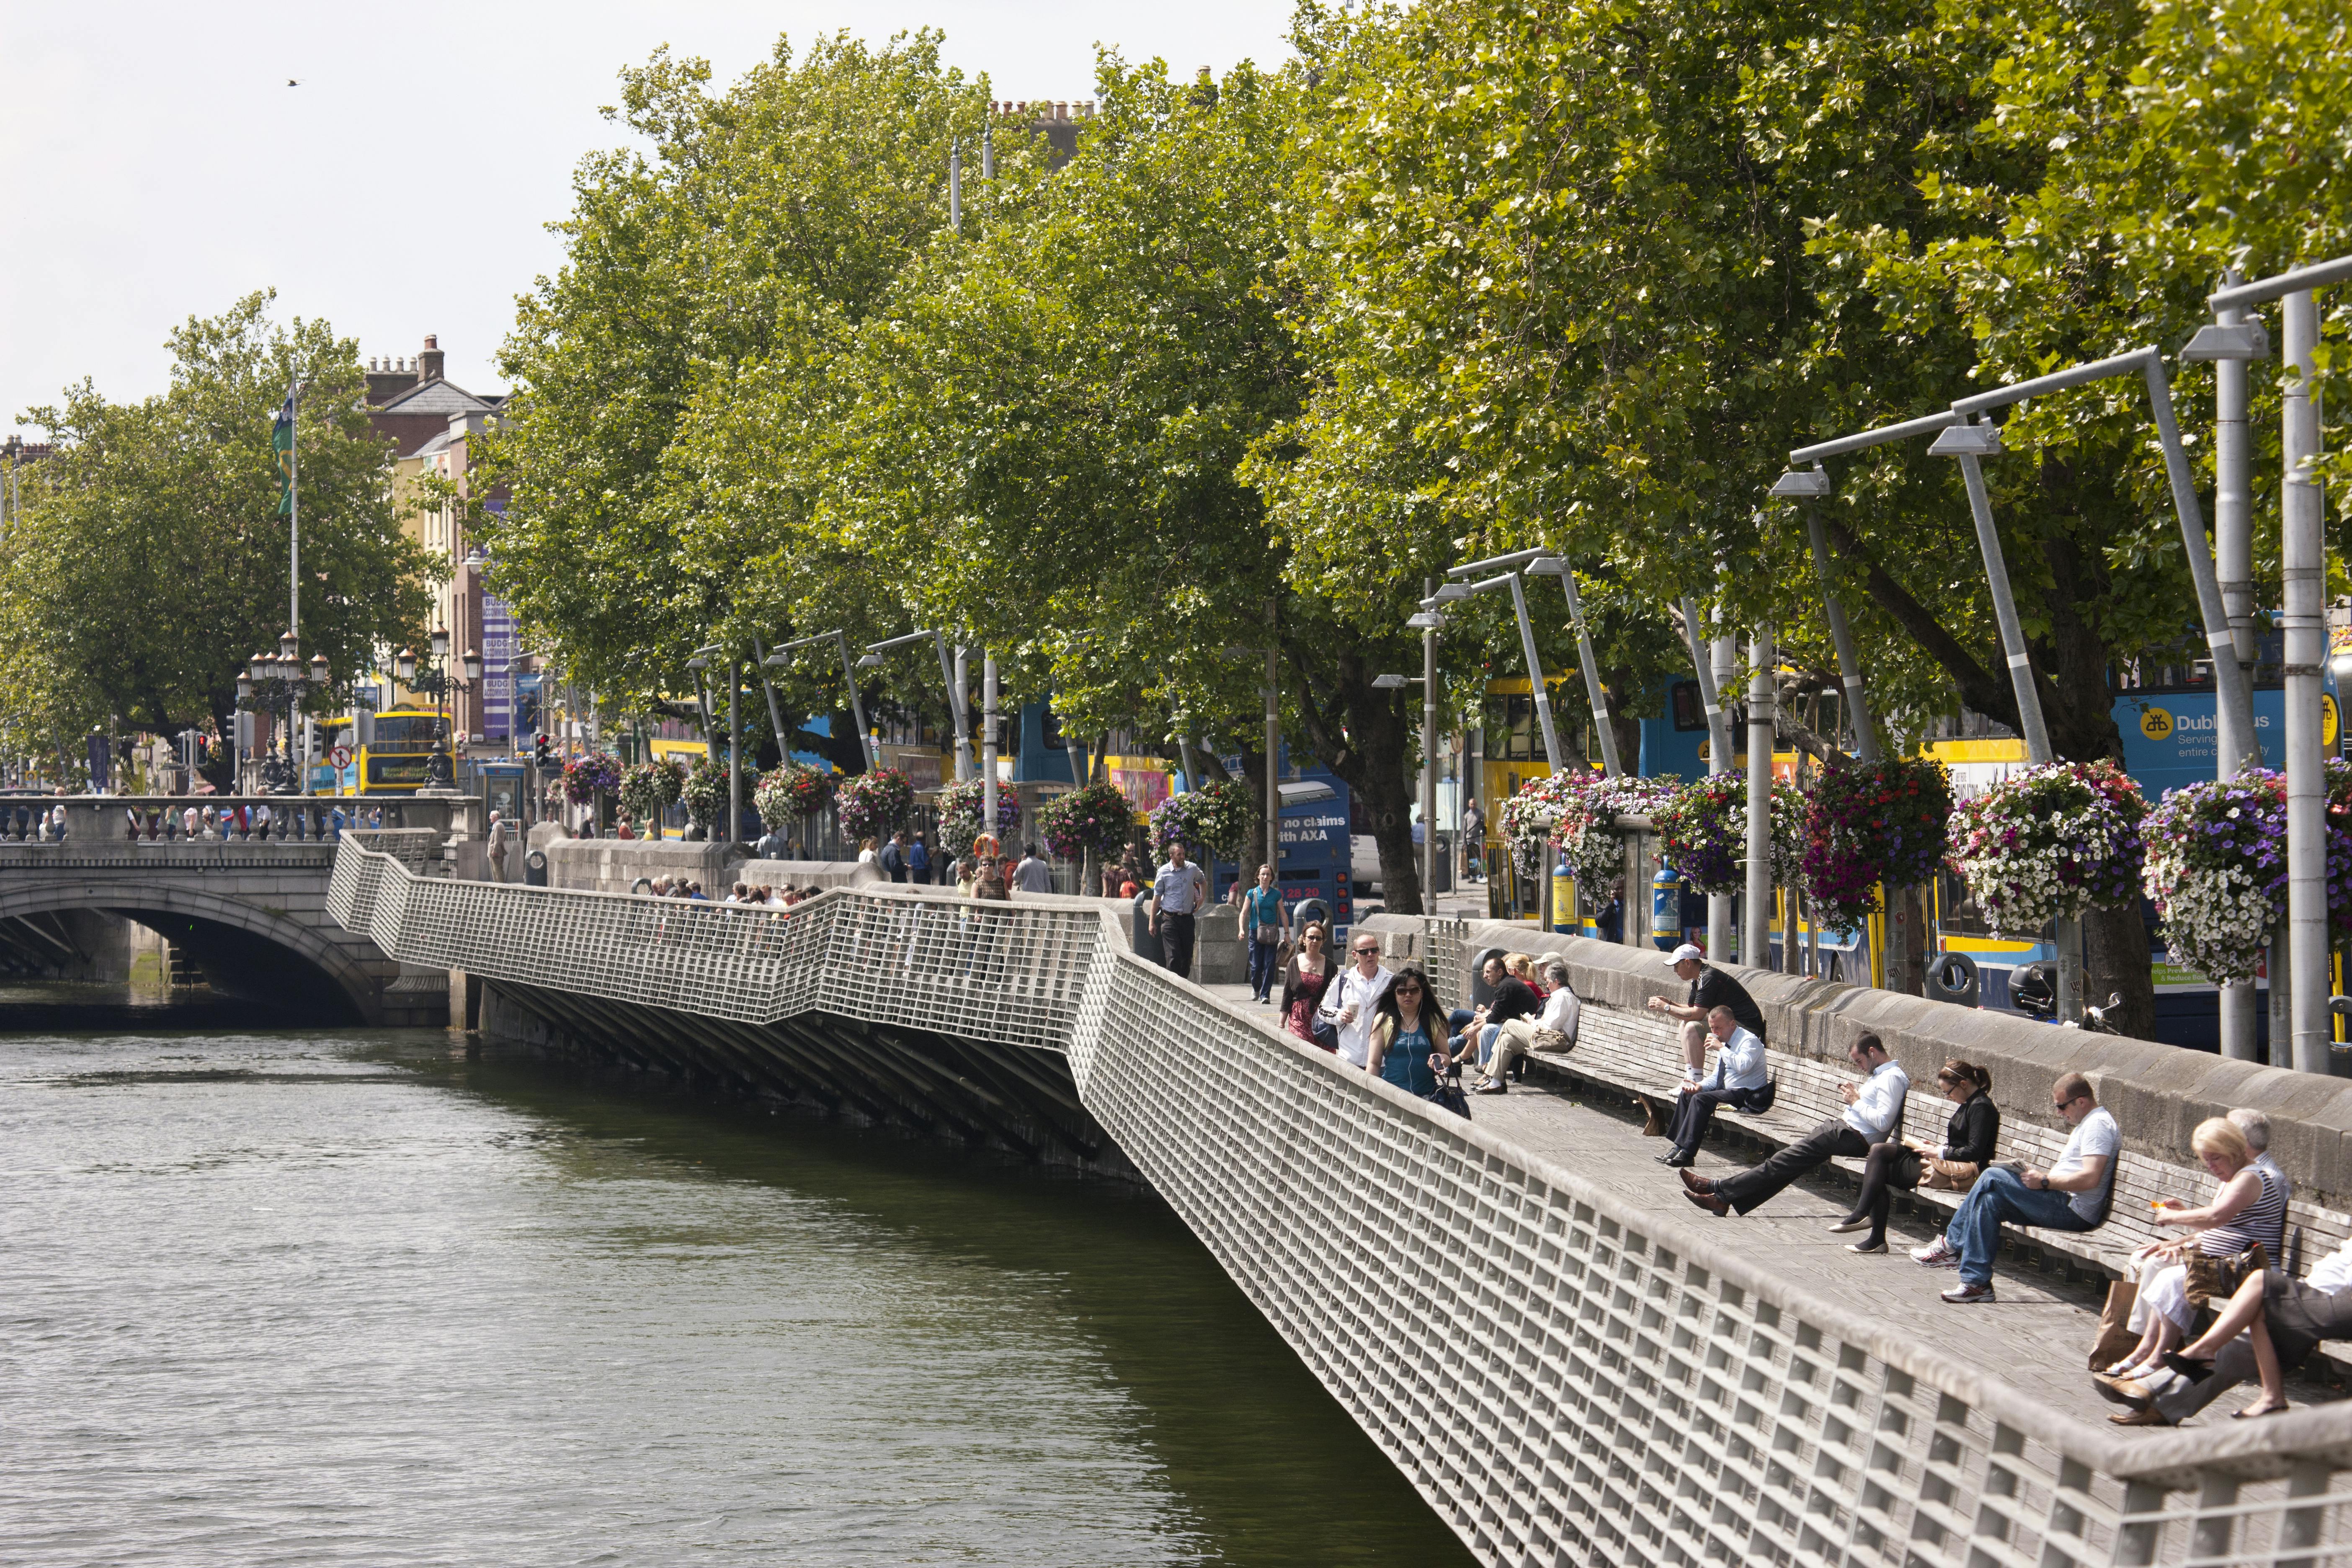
top-left (1, 2), bottom-right (1295, 438)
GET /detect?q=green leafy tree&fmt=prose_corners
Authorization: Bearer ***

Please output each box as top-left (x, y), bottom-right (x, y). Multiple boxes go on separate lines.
top-left (477, 33), bottom-right (989, 743)
top-left (0, 292), bottom-right (431, 784)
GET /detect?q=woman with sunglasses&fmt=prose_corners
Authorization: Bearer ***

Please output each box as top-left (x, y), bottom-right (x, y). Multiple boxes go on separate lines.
top-left (1279, 922), bottom-right (1336, 1047)
top-left (1366, 965), bottom-right (1447, 1097)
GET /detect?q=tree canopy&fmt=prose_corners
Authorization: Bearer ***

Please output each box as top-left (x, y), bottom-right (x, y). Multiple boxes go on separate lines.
top-left (1, 292), bottom-right (432, 780)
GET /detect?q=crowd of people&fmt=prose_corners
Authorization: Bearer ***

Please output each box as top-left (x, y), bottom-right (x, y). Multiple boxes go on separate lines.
top-left (1638, 944), bottom-right (2352, 1422)
top-left (626, 874), bottom-right (824, 908)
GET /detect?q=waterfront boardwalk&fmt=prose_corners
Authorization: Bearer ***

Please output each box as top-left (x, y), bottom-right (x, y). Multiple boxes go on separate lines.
top-left (1201, 981), bottom-right (2136, 1431)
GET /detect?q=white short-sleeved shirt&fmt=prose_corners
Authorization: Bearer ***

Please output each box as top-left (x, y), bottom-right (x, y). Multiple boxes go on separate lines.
top-left (2052, 1106), bottom-right (2121, 1223)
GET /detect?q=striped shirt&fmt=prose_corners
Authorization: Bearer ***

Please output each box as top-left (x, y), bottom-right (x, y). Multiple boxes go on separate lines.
top-left (2203, 1162), bottom-right (2290, 1258)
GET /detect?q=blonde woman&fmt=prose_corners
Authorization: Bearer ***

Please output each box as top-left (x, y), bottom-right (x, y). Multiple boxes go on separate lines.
top-left (2102, 1118), bottom-right (2286, 1384)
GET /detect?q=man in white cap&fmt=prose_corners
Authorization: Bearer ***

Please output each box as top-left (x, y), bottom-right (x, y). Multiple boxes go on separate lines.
top-left (1638, 944), bottom-right (1767, 1135)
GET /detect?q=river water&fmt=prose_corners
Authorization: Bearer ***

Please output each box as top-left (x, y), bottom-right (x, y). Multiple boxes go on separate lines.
top-left (1, 1015), bottom-right (1472, 1565)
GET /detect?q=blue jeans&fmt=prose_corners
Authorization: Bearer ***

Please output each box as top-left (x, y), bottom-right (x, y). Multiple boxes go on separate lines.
top-left (1944, 1166), bottom-right (2096, 1287)
top-left (1246, 934), bottom-right (1280, 998)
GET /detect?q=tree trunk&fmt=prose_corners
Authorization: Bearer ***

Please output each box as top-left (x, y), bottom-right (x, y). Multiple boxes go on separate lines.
top-left (1287, 649), bottom-right (1423, 916)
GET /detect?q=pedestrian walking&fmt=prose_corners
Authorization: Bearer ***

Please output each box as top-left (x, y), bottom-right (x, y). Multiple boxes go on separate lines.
top-left (1281, 922), bottom-right (1336, 1046)
top-left (1461, 797), bottom-right (1485, 880)
top-left (1319, 932), bottom-right (1395, 1069)
top-left (909, 831), bottom-right (932, 885)
top-left (1241, 863), bottom-right (1288, 1003)
top-left (1014, 842), bottom-right (1053, 894)
top-left (881, 831), bottom-right (909, 883)
top-left (1148, 840), bottom-right (1210, 977)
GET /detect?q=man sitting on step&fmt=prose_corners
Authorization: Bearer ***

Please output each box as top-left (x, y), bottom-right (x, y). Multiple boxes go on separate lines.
top-left (1681, 1033), bottom-right (1905, 1218)
top-left (1654, 1005), bottom-right (1768, 1168)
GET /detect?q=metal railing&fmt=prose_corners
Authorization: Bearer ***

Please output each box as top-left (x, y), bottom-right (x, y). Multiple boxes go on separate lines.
top-left (328, 836), bottom-right (2352, 1568)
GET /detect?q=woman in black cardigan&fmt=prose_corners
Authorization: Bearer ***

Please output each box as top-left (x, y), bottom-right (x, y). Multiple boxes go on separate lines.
top-left (1829, 1059), bottom-right (2000, 1254)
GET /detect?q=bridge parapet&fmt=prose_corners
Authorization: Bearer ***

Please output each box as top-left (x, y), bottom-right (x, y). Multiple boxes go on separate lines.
top-left (0, 794), bottom-right (469, 848)
top-left (327, 836), bottom-right (2352, 1568)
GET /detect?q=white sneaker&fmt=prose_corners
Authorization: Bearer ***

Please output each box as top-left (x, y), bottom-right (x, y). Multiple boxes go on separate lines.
top-left (1911, 1237), bottom-right (1956, 1266)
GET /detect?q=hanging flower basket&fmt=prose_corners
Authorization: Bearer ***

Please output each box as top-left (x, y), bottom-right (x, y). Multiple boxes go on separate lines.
top-left (936, 777), bottom-right (1024, 857)
top-left (754, 762), bottom-right (834, 829)
top-left (1498, 771), bottom-right (1591, 874)
top-left (680, 758), bottom-right (730, 830)
top-left (2141, 760), bottom-right (2352, 982)
top-left (1036, 781), bottom-right (1136, 864)
top-left (619, 758), bottom-right (685, 825)
top-left (1551, 772), bottom-right (1680, 890)
top-left (1651, 773), bottom-right (1806, 896)
top-left (1150, 778), bottom-right (1254, 861)
top-left (1945, 760), bottom-right (2147, 937)
top-left (562, 750), bottom-right (622, 805)
top-left (835, 768), bottom-right (916, 843)
top-left (1802, 756), bottom-right (1953, 932)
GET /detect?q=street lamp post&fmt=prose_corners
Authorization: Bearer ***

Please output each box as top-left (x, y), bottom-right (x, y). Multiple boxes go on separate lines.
top-left (1777, 409), bottom-right (1963, 989)
top-left (767, 631), bottom-right (877, 772)
top-left (1444, 550), bottom-right (1563, 771)
top-left (1937, 345), bottom-right (2257, 1026)
top-left (1674, 592), bottom-right (1738, 961)
top-left (1377, 646), bottom-right (1442, 916)
top-left (2184, 279), bottom-right (2274, 1059)
top-left (2209, 254), bottom-right (2352, 1072)
top-left (865, 628), bottom-right (973, 782)
top-left (1524, 555), bottom-right (1623, 778)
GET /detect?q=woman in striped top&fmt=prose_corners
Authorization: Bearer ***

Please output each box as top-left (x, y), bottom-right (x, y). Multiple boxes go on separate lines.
top-left (2102, 1118), bottom-right (2288, 1384)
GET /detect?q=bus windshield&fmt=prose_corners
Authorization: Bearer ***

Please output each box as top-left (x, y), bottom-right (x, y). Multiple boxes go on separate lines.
top-left (370, 714), bottom-right (446, 747)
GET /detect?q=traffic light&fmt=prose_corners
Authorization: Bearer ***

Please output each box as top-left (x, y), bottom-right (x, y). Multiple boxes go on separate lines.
top-left (533, 734), bottom-right (553, 767)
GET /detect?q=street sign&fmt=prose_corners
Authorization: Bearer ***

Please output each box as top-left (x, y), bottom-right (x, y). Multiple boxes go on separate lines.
top-left (329, 744), bottom-right (353, 769)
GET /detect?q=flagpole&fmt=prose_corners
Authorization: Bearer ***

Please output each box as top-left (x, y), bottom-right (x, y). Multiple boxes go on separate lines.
top-left (289, 380), bottom-right (299, 639)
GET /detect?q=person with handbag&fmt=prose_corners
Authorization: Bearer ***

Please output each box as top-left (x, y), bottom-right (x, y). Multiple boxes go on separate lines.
top-left (2097, 1117), bottom-right (2286, 1385)
top-left (1475, 955), bottom-right (1581, 1093)
top-left (1241, 863), bottom-right (1288, 1004)
top-left (2109, 1230), bottom-right (2352, 1425)
top-left (1828, 1059), bottom-right (1998, 1254)
top-left (1366, 965), bottom-right (1446, 1098)
top-left (1279, 922), bottom-right (1337, 1049)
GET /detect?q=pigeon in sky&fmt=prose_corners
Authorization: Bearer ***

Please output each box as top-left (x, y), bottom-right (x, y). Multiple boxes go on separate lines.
top-left (287, 78), bottom-right (301, 87)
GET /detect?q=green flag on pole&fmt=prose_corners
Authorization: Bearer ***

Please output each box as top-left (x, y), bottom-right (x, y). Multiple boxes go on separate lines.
top-left (272, 389), bottom-right (295, 517)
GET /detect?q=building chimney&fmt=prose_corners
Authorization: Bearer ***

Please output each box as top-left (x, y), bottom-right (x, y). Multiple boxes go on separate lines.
top-left (419, 335), bottom-right (445, 384)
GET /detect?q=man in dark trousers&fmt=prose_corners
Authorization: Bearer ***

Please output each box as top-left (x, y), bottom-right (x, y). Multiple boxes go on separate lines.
top-left (1636, 944), bottom-right (1766, 1132)
top-left (1147, 840), bottom-right (1210, 977)
top-left (1681, 1033), bottom-right (1907, 1217)
top-left (879, 830), bottom-right (909, 883)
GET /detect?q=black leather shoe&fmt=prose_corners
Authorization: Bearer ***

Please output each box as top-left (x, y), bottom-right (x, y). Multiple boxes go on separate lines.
top-left (1659, 1151), bottom-right (1695, 1168)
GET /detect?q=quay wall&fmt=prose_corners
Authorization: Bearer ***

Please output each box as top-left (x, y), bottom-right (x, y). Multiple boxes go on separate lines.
top-left (328, 839), bottom-right (2352, 1568)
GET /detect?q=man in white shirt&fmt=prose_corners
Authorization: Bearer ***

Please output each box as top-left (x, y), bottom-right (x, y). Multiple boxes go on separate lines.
top-left (1658, 1005), bottom-right (1771, 1167)
top-left (1916, 1071), bottom-right (2114, 1305)
top-left (1318, 931), bottom-right (1394, 1070)
top-left (1474, 955), bottom-right (1581, 1094)
top-left (1682, 1034), bottom-right (1907, 1218)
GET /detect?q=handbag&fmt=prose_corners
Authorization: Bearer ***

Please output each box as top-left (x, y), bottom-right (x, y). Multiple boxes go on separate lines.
top-left (1531, 1027), bottom-right (1573, 1054)
top-left (2184, 1243), bottom-right (2267, 1309)
top-left (1922, 1158), bottom-right (1981, 1192)
top-left (2088, 1281), bottom-right (2141, 1370)
top-left (1426, 1070), bottom-right (1472, 1119)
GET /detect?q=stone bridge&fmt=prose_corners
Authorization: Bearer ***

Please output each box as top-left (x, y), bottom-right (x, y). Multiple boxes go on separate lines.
top-left (326, 835), bottom-right (2352, 1568)
top-left (0, 797), bottom-right (467, 1024)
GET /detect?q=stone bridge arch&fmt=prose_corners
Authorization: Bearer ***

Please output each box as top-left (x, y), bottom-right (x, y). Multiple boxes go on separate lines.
top-left (0, 877), bottom-right (394, 1024)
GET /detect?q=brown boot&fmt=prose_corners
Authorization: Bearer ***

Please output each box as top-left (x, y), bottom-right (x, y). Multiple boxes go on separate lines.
top-left (1635, 1095), bottom-right (1665, 1137)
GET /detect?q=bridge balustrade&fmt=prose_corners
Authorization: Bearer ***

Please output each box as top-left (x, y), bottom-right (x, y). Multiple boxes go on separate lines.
top-left (0, 794), bottom-right (467, 846)
top-left (326, 836), bottom-right (2352, 1568)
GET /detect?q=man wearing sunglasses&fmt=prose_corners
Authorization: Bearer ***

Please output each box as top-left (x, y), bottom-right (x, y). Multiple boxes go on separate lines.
top-left (1318, 933), bottom-right (1394, 1070)
top-left (1915, 1071), bottom-right (2116, 1304)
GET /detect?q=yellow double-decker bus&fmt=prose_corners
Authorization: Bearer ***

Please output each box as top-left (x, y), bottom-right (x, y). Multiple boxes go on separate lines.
top-left (322, 709), bottom-right (453, 795)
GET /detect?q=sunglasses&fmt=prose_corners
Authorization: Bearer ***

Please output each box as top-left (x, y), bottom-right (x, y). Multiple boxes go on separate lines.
top-left (1355, 946), bottom-right (1380, 956)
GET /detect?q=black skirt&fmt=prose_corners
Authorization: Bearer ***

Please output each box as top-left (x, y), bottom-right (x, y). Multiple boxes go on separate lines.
top-left (2261, 1269), bottom-right (2352, 1367)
